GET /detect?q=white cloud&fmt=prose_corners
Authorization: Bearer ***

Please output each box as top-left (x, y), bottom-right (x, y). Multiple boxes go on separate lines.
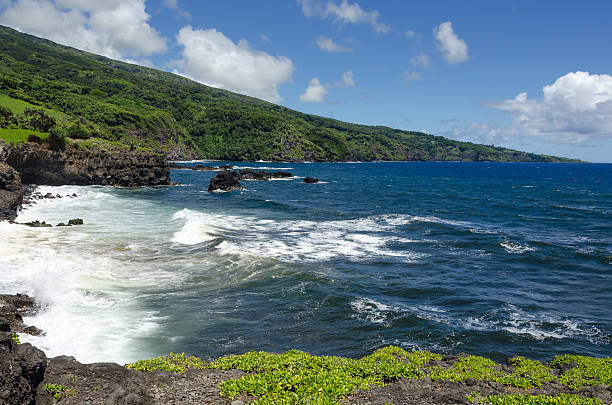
top-left (260, 34), bottom-right (270, 42)
top-left (0, 0), bottom-right (166, 60)
top-left (300, 70), bottom-right (355, 102)
top-left (410, 53), bottom-right (430, 68)
top-left (298, 0), bottom-right (389, 33)
top-left (405, 29), bottom-right (415, 38)
top-left (341, 70), bottom-right (355, 87)
top-left (174, 26), bottom-right (294, 103)
top-left (489, 71), bottom-right (612, 143)
top-left (433, 21), bottom-right (469, 64)
top-left (300, 78), bottom-right (328, 103)
top-left (403, 70), bottom-right (422, 82)
top-left (316, 36), bottom-right (350, 52)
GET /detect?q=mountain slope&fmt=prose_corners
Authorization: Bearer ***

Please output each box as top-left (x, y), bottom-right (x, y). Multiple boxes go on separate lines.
top-left (0, 25), bottom-right (578, 162)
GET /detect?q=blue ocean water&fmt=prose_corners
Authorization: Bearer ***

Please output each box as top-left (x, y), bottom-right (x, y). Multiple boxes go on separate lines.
top-left (1, 162), bottom-right (611, 363)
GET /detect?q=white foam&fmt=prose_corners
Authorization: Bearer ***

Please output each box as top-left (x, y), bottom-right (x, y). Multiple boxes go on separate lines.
top-left (350, 298), bottom-right (398, 325)
top-left (500, 241), bottom-right (537, 254)
top-left (171, 209), bottom-right (220, 245)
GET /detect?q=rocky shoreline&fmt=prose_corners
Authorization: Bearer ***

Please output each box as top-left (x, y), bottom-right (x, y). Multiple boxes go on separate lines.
top-left (0, 137), bottom-right (170, 221)
top-left (1, 294), bottom-right (610, 405)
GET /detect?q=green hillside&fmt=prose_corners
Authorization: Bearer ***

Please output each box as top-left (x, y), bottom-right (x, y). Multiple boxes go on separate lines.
top-left (0, 25), bottom-right (578, 162)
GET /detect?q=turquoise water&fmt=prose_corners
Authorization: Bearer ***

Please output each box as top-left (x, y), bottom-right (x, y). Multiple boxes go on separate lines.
top-left (1, 162), bottom-right (610, 363)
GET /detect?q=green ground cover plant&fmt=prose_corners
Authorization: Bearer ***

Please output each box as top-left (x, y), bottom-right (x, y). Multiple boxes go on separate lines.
top-left (126, 347), bottom-right (611, 405)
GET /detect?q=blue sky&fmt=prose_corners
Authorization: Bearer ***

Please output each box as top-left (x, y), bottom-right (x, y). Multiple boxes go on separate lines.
top-left (1, 0), bottom-right (611, 162)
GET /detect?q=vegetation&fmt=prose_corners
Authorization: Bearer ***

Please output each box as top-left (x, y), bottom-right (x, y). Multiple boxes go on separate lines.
top-left (126, 346), bottom-right (611, 405)
top-left (550, 355), bottom-right (612, 389)
top-left (43, 383), bottom-right (66, 401)
top-left (0, 25), bottom-right (579, 162)
top-left (11, 332), bottom-right (20, 345)
top-left (477, 394), bottom-right (604, 405)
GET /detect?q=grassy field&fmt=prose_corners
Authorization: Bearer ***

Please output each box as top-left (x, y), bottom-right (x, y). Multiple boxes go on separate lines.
top-left (0, 93), bottom-right (66, 120)
top-left (0, 128), bottom-right (49, 144)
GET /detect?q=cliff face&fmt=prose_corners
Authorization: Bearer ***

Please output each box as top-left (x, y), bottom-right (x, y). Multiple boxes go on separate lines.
top-left (0, 139), bottom-right (170, 220)
top-left (4, 141), bottom-right (170, 187)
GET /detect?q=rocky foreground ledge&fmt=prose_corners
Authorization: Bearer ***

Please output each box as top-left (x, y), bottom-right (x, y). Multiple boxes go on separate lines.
top-left (1, 295), bottom-right (610, 405)
top-left (0, 137), bottom-right (170, 221)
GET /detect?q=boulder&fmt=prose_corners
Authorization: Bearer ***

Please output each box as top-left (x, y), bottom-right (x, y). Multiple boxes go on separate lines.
top-left (68, 218), bottom-right (83, 226)
top-left (0, 332), bottom-right (47, 405)
top-left (304, 177), bottom-right (319, 183)
top-left (208, 170), bottom-right (243, 192)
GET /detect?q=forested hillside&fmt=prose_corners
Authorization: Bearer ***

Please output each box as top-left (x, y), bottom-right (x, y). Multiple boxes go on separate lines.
top-left (0, 25), bottom-right (578, 162)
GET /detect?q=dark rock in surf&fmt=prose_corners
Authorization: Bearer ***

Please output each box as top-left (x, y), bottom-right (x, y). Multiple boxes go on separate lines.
top-left (208, 170), bottom-right (243, 192)
top-left (0, 161), bottom-right (24, 221)
top-left (238, 168), bottom-right (292, 181)
top-left (304, 177), bottom-right (319, 183)
top-left (68, 218), bottom-right (83, 226)
top-left (22, 220), bottom-right (51, 228)
top-left (0, 294), bottom-right (41, 336)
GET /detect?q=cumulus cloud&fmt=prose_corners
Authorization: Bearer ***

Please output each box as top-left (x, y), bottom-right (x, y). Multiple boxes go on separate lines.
top-left (410, 53), bottom-right (430, 68)
top-left (300, 78), bottom-right (328, 103)
top-left (298, 0), bottom-right (389, 33)
top-left (489, 71), bottom-right (612, 143)
top-left (174, 26), bottom-right (294, 103)
top-left (300, 70), bottom-right (355, 102)
top-left (0, 0), bottom-right (167, 60)
top-left (316, 36), bottom-right (351, 52)
top-left (433, 21), bottom-right (469, 64)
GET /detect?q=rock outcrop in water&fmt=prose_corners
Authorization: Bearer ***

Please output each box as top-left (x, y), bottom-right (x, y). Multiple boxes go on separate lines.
top-left (208, 169), bottom-right (293, 192)
top-left (208, 170), bottom-right (243, 192)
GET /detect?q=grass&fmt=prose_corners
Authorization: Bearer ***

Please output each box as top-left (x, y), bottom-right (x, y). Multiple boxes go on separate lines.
top-left (0, 127), bottom-right (49, 144)
top-left (0, 93), bottom-right (65, 120)
top-left (125, 347), bottom-right (612, 405)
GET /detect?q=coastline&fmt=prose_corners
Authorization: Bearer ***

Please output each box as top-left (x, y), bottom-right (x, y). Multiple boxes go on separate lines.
top-left (2, 293), bottom-right (610, 404)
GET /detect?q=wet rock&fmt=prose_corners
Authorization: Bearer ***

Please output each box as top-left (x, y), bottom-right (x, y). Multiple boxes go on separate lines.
top-left (218, 164), bottom-right (234, 170)
top-left (0, 331), bottom-right (47, 405)
top-left (44, 193), bottom-right (54, 199)
top-left (208, 171), bottom-right (243, 192)
top-left (68, 218), bottom-right (83, 226)
top-left (0, 161), bottom-right (24, 221)
top-left (238, 168), bottom-right (292, 181)
top-left (304, 177), bottom-right (319, 183)
top-left (192, 164), bottom-right (218, 171)
top-left (0, 294), bottom-right (42, 336)
top-left (22, 220), bottom-right (52, 227)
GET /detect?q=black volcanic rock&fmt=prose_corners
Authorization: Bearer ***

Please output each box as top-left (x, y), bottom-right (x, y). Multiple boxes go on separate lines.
top-left (0, 331), bottom-right (47, 405)
top-left (304, 177), bottom-right (319, 183)
top-left (208, 170), bottom-right (243, 192)
top-left (3, 140), bottom-right (170, 187)
top-left (0, 161), bottom-right (24, 221)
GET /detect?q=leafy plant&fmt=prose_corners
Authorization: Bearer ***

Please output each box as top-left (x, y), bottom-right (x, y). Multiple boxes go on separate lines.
top-left (43, 383), bottom-right (66, 401)
top-left (11, 333), bottom-right (20, 345)
top-left (551, 355), bottom-right (612, 389)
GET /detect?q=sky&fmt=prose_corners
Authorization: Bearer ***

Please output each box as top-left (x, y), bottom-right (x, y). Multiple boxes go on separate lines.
top-left (1, 1), bottom-right (611, 162)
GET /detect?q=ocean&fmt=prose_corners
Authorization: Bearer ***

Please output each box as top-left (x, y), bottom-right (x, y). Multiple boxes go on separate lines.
top-left (1, 162), bottom-right (610, 364)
